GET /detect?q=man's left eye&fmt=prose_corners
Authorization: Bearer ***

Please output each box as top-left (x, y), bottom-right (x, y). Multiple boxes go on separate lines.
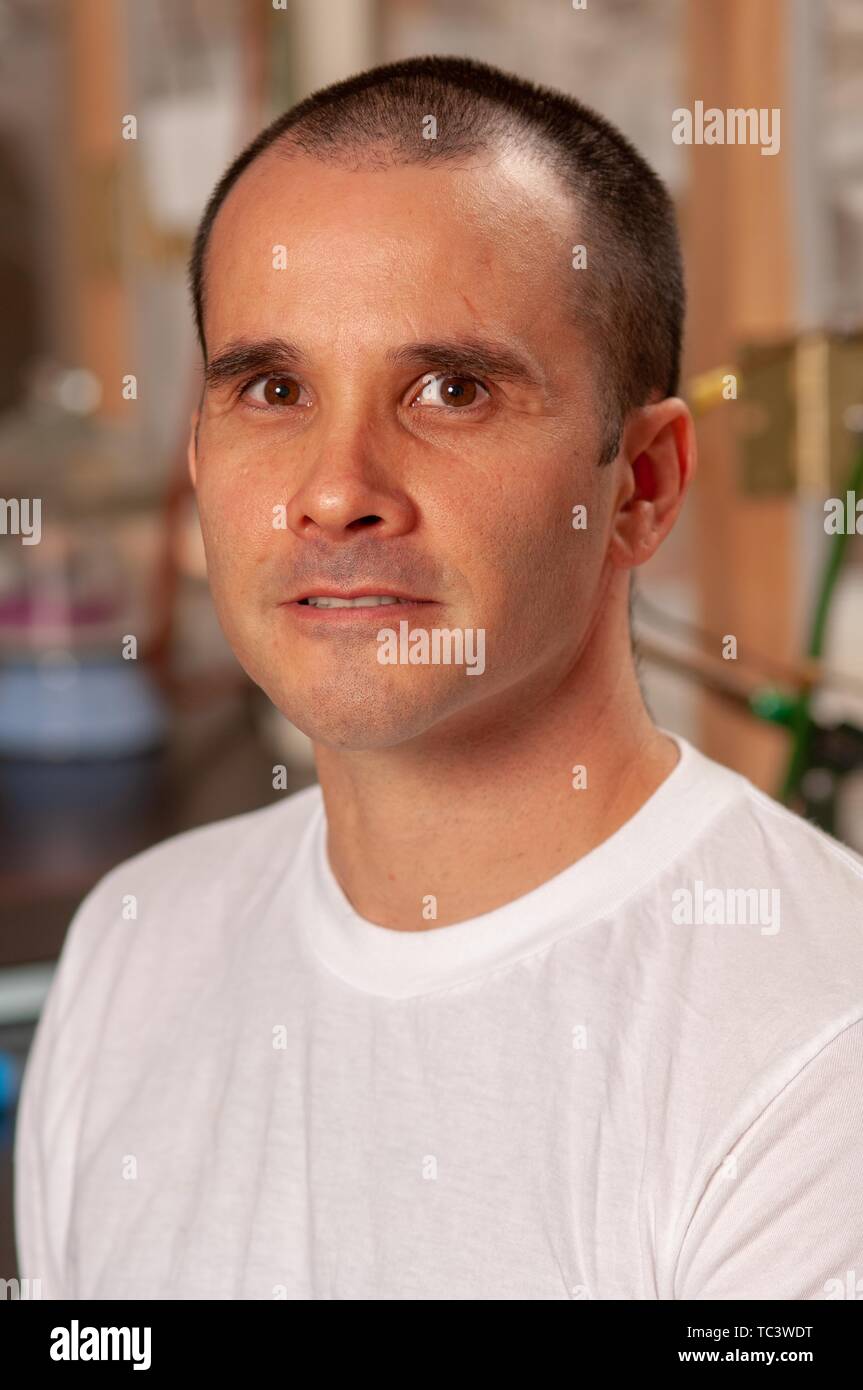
top-left (241, 375), bottom-right (308, 407)
top-left (410, 374), bottom-right (490, 409)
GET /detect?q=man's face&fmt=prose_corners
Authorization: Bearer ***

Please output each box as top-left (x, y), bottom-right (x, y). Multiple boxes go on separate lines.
top-left (192, 146), bottom-right (620, 749)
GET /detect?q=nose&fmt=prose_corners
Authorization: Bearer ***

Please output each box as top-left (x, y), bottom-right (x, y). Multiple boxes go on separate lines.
top-left (285, 428), bottom-right (418, 543)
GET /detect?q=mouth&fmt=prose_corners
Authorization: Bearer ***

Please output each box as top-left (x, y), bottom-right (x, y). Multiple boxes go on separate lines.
top-left (282, 588), bottom-right (438, 626)
top-left (298, 595), bottom-right (417, 609)
top-left (288, 587), bottom-right (434, 610)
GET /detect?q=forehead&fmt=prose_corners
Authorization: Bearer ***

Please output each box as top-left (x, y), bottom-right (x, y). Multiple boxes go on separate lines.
top-left (203, 146), bottom-right (580, 353)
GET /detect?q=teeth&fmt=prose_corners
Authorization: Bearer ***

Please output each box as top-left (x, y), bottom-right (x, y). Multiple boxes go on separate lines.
top-left (303, 595), bottom-right (406, 608)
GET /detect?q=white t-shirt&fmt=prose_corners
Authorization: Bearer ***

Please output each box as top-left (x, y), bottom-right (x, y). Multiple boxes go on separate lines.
top-left (14, 732), bottom-right (863, 1300)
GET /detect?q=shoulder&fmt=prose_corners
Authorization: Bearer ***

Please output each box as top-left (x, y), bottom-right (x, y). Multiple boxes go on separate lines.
top-left (90, 782), bottom-right (321, 905)
top-left (98, 782), bottom-right (324, 896)
top-left (678, 741), bottom-right (863, 1025)
top-left (43, 784), bottom-right (324, 1009)
top-left (645, 740), bottom-right (863, 1149)
top-left (16, 785), bottom-right (324, 1164)
top-left (725, 769), bottom-right (863, 924)
top-left (678, 737), bottom-right (863, 920)
top-left (646, 745), bottom-right (863, 1294)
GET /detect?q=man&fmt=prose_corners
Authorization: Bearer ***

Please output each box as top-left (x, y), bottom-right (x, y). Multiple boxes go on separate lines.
top-left (15, 56), bottom-right (863, 1300)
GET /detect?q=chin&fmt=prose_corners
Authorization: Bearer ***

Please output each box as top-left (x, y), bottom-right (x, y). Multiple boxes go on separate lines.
top-left (260, 670), bottom-right (473, 752)
top-left (276, 703), bottom-right (444, 752)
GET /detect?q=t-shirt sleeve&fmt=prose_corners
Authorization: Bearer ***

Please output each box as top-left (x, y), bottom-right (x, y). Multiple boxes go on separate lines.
top-left (675, 1017), bottom-right (863, 1300)
top-left (13, 878), bottom-right (115, 1300)
top-left (13, 967), bottom-right (68, 1299)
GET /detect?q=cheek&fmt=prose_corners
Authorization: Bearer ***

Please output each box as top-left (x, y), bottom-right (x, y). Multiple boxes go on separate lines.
top-left (455, 460), bottom-right (604, 606)
top-left (518, 485), bottom-right (609, 665)
top-left (195, 464), bottom-right (277, 594)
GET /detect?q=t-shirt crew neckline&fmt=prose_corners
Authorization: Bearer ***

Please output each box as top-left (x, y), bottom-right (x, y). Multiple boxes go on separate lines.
top-left (296, 732), bottom-right (746, 999)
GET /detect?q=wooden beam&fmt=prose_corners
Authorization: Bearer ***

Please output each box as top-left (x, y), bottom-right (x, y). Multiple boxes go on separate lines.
top-left (65, 0), bottom-right (128, 419)
top-left (683, 0), bottom-right (799, 789)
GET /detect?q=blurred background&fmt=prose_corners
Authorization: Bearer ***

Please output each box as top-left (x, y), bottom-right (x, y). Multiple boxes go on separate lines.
top-left (2, 0), bottom-right (863, 1283)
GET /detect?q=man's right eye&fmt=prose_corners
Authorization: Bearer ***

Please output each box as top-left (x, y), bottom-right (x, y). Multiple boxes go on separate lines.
top-left (241, 375), bottom-right (307, 408)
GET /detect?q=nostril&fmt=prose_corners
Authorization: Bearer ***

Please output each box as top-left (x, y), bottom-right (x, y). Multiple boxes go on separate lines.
top-left (347, 515), bottom-right (383, 530)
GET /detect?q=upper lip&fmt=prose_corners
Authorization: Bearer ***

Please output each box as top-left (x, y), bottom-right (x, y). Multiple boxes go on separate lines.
top-left (288, 586), bottom-right (432, 603)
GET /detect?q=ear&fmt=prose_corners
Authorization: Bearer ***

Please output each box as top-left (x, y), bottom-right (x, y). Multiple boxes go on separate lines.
top-left (187, 410), bottom-right (200, 487)
top-left (608, 397), bottom-right (696, 570)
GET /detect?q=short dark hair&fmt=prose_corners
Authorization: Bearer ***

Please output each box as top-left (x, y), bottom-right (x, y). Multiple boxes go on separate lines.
top-left (188, 54), bottom-right (684, 465)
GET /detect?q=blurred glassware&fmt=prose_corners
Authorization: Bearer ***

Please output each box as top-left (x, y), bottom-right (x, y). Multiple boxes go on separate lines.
top-left (0, 359), bottom-right (168, 758)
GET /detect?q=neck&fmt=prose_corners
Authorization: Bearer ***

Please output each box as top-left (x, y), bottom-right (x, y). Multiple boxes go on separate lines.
top-left (313, 608), bottom-right (678, 930)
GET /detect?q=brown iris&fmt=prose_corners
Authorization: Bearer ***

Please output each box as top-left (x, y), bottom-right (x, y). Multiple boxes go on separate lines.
top-left (262, 377), bottom-right (301, 406)
top-left (439, 375), bottom-right (479, 406)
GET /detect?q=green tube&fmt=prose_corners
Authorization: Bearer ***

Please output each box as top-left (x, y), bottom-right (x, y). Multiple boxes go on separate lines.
top-left (780, 441), bottom-right (863, 803)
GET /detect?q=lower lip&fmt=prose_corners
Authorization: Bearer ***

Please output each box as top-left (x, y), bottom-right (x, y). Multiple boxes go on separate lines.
top-left (282, 600), bottom-right (438, 625)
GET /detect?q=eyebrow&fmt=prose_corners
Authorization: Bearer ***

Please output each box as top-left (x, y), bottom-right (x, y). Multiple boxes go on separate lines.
top-left (203, 335), bottom-right (545, 391)
top-left (203, 339), bottom-right (309, 390)
top-left (386, 338), bottom-right (545, 388)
